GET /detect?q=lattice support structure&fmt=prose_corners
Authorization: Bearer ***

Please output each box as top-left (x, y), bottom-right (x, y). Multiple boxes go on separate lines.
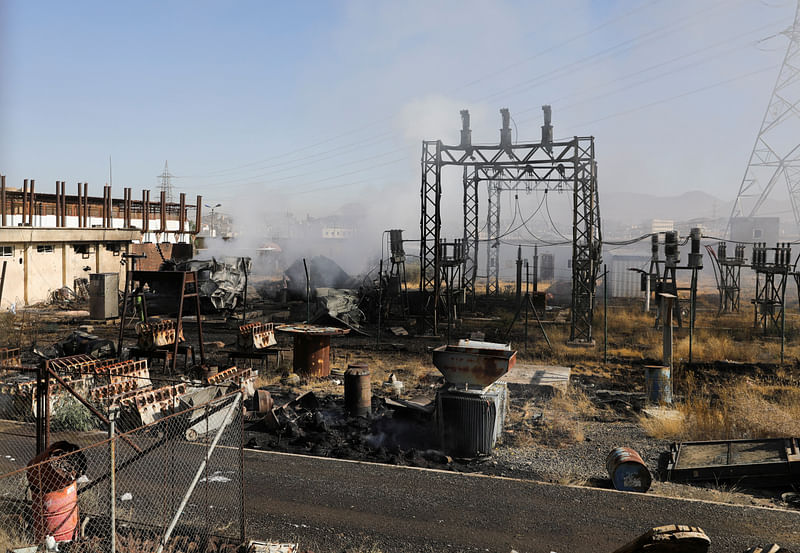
top-left (419, 108), bottom-right (601, 341)
top-left (706, 242), bottom-right (746, 314)
top-left (462, 167), bottom-right (480, 300)
top-left (485, 181), bottom-right (501, 296)
top-left (751, 243), bottom-right (792, 333)
top-left (729, 0), bottom-right (800, 234)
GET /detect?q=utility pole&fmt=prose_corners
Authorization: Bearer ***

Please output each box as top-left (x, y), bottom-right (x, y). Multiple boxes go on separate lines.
top-left (158, 160), bottom-right (175, 204)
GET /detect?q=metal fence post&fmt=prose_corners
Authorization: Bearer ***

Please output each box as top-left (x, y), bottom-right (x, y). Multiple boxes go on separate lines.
top-left (109, 406), bottom-right (118, 553)
top-left (239, 394), bottom-right (246, 547)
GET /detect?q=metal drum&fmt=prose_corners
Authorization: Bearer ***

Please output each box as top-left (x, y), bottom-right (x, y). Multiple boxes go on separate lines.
top-left (644, 365), bottom-right (672, 404)
top-left (344, 363), bottom-right (371, 416)
top-left (606, 447), bottom-right (652, 492)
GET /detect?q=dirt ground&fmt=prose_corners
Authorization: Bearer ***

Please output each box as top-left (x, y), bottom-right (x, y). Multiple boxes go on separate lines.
top-left (3, 288), bottom-right (800, 515)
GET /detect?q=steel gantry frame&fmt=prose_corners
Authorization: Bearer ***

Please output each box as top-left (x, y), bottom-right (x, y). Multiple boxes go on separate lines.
top-left (420, 107), bottom-right (602, 342)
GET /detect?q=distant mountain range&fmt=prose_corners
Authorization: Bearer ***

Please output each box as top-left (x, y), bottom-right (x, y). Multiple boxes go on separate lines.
top-left (599, 190), bottom-right (786, 226)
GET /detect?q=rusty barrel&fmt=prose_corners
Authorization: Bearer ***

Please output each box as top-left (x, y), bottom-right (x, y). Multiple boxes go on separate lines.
top-left (26, 442), bottom-right (81, 542)
top-left (293, 334), bottom-right (331, 377)
top-left (344, 363), bottom-right (371, 416)
top-left (606, 447), bottom-right (652, 492)
top-left (31, 481), bottom-right (79, 542)
top-left (644, 365), bottom-right (672, 404)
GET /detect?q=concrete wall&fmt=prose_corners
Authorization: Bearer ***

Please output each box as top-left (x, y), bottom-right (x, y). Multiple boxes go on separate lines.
top-left (0, 228), bottom-right (138, 309)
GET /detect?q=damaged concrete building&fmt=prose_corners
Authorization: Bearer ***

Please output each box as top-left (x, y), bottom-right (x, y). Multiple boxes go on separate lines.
top-left (0, 176), bottom-right (202, 309)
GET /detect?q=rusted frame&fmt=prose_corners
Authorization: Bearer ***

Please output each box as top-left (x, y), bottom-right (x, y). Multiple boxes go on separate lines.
top-left (47, 367), bottom-right (142, 453)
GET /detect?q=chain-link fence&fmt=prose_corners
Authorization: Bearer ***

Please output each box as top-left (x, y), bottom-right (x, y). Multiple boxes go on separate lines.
top-left (0, 356), bottom-right (246, 553)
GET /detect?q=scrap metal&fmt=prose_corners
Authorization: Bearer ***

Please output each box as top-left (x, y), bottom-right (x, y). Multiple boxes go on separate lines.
top-left (136, 320), bottom-right (183, 350)
top-left (237, 322), bottom-right (277, 351)
top-left (172, 257), bottom-right (251, 312)
top-left (667, 438), bottom-right (800, 486)
top-left (0, 347), bottom-right (21, 368)
top-left (206, 366), bottom-right (256, 398)
top-left (117, 382), bottom-right (188, 429)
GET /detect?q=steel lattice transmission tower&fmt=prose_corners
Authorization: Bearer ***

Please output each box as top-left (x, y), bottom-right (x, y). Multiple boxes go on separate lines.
top-left (729, 1), bottom-right (800, 235)
top-left (158, 160), bottom-right (176, 203)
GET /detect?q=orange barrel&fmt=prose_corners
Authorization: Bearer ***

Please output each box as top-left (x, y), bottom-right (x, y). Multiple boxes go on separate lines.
top-left (26, 441), bottom-right (82, 543)
top-left (344, 364), bottom-right (371, 416)
top-left (605, 447), bottom-right (652, 492)
top-left (30, 481), bottom-right (78, 542)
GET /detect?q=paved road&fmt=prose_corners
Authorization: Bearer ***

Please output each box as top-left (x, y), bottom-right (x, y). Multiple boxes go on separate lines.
top-left (244, 450), bottom-right (800, 553)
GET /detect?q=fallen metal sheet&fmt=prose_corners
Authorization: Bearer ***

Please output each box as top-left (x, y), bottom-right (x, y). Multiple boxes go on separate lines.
top-left (172, 257), bottom-right (251, 312)
top-left (314, 287), bottom-right (365, 330)
top-left (667, 438), bottom-right (800, 486)
top-left (179, 385), bottom-right (231, 441)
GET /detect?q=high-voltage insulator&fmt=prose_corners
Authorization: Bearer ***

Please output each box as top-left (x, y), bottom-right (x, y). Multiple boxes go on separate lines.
top-left (651, 234), bottom-right (659, 262)
top-left (389, 229), bottom-right (405, 262)
top-left (664, 231), bottom-right (680, 268)
top-left (688, 227), bottom-right (703, 269)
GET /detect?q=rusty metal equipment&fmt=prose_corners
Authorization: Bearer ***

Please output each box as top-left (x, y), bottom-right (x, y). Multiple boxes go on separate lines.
top-left (606, 447), bottom-right (652, 492)
top-left (237, 322), bottom-right (277, 351)
top-left (667, 438), bottom-right (800, 487)
top-left (0, 347), bottom-right (21, 368)
top-left (136, 320), bottom-right (184, 350)
top-left (344, 363), bottom-right (371, 417)
top-left (432, 343), bottom-right (516, 388)
top-left (116, 383), bottom-right (188, 430)
top-left (206, 366), bottom-right (255, 398)
top-left (435, 382), bottom-right (507, 457)
top-left (276, 324), bottom-right (349, 378)
top-left (46, 354), bottom-right (115, 377)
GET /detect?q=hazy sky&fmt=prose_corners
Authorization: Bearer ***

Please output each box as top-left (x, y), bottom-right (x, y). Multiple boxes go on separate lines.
top-left (0, 0), bottom-right (795, 234)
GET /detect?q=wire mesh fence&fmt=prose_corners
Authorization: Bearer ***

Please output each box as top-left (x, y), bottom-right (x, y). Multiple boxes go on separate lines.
top-left (0, 357), bottom-right (245, 553)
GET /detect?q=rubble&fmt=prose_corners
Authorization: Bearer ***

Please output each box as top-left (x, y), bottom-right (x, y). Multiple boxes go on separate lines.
top-left (162, 257), bottom-right (252, 313)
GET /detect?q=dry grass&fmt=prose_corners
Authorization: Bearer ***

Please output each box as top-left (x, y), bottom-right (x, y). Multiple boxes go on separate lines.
top-left (506, 385), bottom-right (596, 448)
top-left (555, 473), bottom-right (590, 487)
top-left (0, 521), bottom-right (27, 552)
top-left (641, 374), bottom-right (800, 441)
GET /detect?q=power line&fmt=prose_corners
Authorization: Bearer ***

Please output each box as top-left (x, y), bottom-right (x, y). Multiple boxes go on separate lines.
top-left (175, 1), bottom-right (668, 179)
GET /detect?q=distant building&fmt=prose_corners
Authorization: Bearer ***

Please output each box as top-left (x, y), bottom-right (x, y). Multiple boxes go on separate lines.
top-left (730, 217), bottom-right (780, 244)
top-left (0, 181), bottom-right (199, 308)
top-left (650, 219), bottom-right (674, 233)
